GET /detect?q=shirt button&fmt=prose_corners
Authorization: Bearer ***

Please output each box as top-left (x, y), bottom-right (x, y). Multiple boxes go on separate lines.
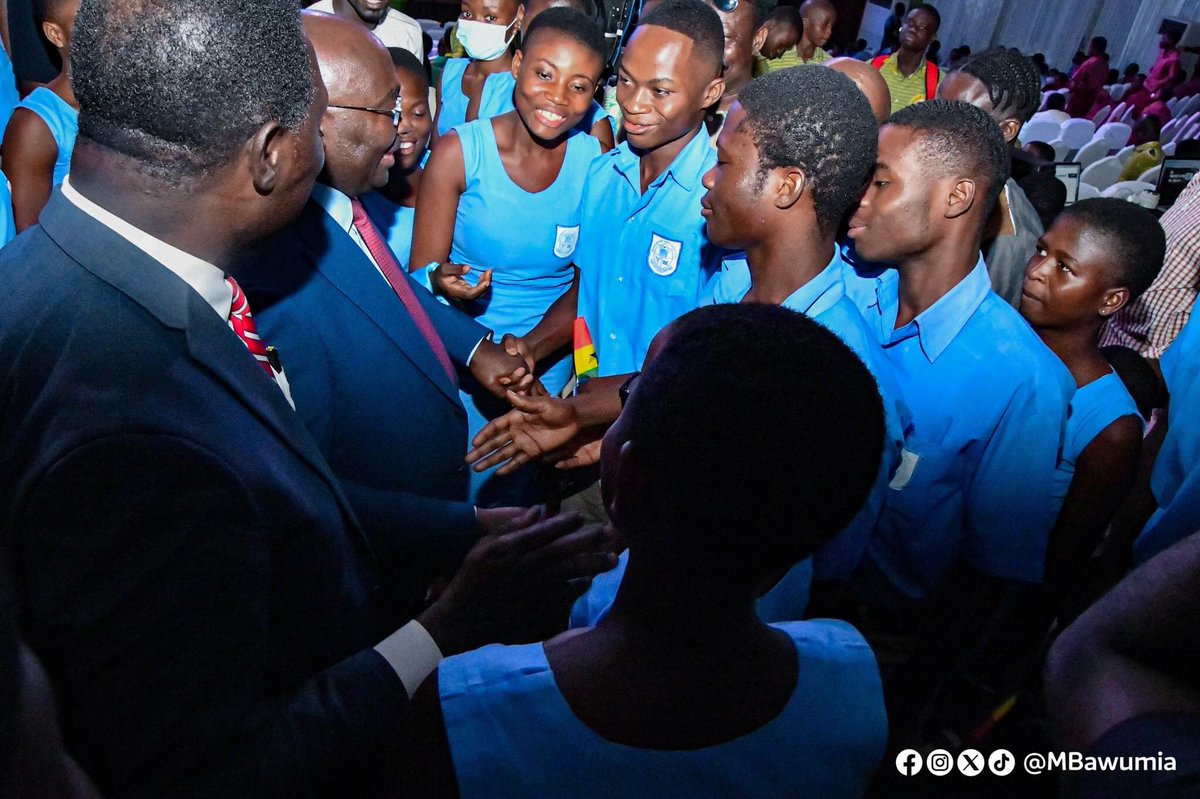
top-left (609, 333), bottom-right (618, 341)
top-left (617, 276), bottom-right (624, 282)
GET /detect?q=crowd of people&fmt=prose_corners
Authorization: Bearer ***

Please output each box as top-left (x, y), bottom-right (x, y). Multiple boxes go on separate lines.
top-left (1, 0), bottom-right (1200, 796)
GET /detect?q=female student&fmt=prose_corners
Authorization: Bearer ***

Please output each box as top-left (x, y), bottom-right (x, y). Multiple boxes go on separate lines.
top-left (412, 7), bottom-right (605, 502)
top-left (359, 49), bottom-right (433, 266)
top-left (1020, 199), bottom-right (1165, 594)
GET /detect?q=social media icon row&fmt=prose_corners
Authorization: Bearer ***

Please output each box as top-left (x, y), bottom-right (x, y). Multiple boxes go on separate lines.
top-left (895, 748), bottom-right (1016, 776)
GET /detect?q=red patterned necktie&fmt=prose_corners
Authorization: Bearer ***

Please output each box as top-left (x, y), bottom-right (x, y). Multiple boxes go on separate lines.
top-left (349, 198), bottom-right (457, 386)
top-left (225, 276), bottom-right (276, 380)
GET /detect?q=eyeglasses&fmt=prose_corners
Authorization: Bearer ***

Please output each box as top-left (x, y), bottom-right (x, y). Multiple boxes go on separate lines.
top-left (618, 371), bottom-right (641, 408)
top-left (328, 93), bottom-right (403, 127)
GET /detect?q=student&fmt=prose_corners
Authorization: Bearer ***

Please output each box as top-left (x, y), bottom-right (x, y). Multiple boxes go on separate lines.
top-left (702, 0), bottom-right (762, 143)
top-left (1031, 91), bottom-right (1070, 125)
top-left (846, 102), bottom-right (1073, 708)
top-left (1, 0), bottom-right (78, 232)
top-left (936, 46), bottom-right (1045, 308)
top-left (404, 303), bottom-right (890, 799)
top-left (1020, 199), bottom-right (1163, 597)
top-left (412, 7), bottom-right (605, 502)
top-left (762, 0), bottom-right (835, 71)
top-left (871, 4), bottom-right (940, 114)
top-left (827, 56), bottom-right (892, 123)
top-left (434, 0), bottom-right (525, 139)
top-left (360, 48), bottom-right (433, 266)
top-left (752, 5), bottom-right (800, 74)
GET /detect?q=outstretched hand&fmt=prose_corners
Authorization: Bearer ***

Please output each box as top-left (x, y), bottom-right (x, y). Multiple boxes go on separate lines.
top-left (431, 262), bottom-right (492, 302)
top-left (466, 391), bottom-right (582, 475)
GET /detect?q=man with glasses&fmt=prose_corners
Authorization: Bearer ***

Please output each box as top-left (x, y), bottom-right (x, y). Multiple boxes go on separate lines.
top-left (237, 12), bottom-right (563, 624)
top-left (871, 4), bottom-right (941, 114)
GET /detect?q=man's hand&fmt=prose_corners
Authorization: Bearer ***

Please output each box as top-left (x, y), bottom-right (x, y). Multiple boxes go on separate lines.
top-left (416, 512), bottom-right (619, 654)
top-left (500, 333), bottom-right (535, 375)
top-left (430, 262), bottom-right (491, 301)
top-left (547, 433), bottom-right (605, 470)
top-left (476, 505), bottom-right (548, 538)
top-left (470, 340), bottom-right (534, 399)
top-left (466, 392), bottom-right (582, 475)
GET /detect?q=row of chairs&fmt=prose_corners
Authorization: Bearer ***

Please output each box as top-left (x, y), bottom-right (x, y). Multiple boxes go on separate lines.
top-left (1080, 141), bottom-right (1177, 191)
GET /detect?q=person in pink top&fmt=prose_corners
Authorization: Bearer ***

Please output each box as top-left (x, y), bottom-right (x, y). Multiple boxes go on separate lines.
top-left (1145, 30), bottom-right (1183, 96)
top-left (1067, 36), bottom-right (1109, 117)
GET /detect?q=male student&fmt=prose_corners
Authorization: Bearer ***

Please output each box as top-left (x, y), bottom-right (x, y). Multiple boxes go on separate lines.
top-left (762, 0), bottom-right (835, 71)
top-left (845, 102), bottom-right (1073, 741)
top-left (239, 12), bottom-right (544, 622)
top-left (0, 0), bottom-right (611, 795)
top-left (871, 4), bottom-right (941, 114)
top-left (702, 0), bottom-right (763, 143)
top-left (307, 0), bottom-right (424, 59)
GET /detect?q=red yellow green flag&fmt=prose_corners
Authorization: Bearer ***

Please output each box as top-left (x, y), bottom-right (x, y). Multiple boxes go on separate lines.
top-left (573, 317), bottom-right (599, 383)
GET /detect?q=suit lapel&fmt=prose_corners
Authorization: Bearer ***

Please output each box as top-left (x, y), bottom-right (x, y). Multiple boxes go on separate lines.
top-left (296, 201), bottom-right (462, 405)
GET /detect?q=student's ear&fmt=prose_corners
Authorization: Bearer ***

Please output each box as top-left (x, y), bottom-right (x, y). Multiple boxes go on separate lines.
top-left (701, 75), bottom-right (726, 111)
top-left (1099, 286), bottom-right (1130, 317)
top-left (999, 117), bottom-right (1021, 144)
top-left (944, 177), bottom-right (978, 219)
top-left (42, 20), bottom-right (67, 50)
top-left (247, 121), bottom-right (289, 195)
top-left (514, 3), bottom-right (525, 31)
top-left (511, 49), bottom-right (524, 79)
top-left (774, 166), bottom-right (807, 209)
top-left (752, 25), bottom-right (768, 56)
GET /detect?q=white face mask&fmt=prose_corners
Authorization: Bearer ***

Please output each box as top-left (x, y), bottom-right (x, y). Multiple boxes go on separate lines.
top-left (457, 18), bottom-right (517, 61)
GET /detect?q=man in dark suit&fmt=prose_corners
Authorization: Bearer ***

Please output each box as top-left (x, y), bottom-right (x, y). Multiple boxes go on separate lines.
top-left (0, 0), bottom-right (611, 796)
top-left (239, 13), bottom-right (539, 620)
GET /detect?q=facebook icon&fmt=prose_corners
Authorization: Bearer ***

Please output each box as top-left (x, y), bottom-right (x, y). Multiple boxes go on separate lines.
top-left (896, 749), bottom-right (923, 776)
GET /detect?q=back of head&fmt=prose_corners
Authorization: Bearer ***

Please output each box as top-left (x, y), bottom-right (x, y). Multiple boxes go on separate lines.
top-left (1016, 168), bottom-right (1066, 229)
top-left (640, 0), bottom-right (725, 76)
top-left (739, 66), bottom-right (877, 236)
top-left (617, 304), bottom-right (885, 581)
top-left (826, 56), bottom-right (892, 123)
top-left (1092, 36), bottom-right (1107, 55)
top-left (72, 0), bottom-right (312, 187)
top-left (887, 99), bottom-right (1010, 213)
top-left (388, 47), bottom-right (428, 85)
top-left (32, 0), bottom-right (72, 24)
top-left (1057, 198), bottom-right (1165, 302)
top-left (1047, 92), bottom-right (1066, 111)
top-left (523, 5), bottom-right (606, 65)
top-left (956, 47), bottom-right (1042, 125)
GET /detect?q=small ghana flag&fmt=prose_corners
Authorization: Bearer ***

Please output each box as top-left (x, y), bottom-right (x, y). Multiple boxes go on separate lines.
top-left (573, 317), bottom-right (599, 383)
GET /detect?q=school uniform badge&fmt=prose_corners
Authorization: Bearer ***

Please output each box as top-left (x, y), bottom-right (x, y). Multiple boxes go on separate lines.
top-left (647, 234), bottom-right (681, 276)
top-left (554, 225), bottom-right (580, 258)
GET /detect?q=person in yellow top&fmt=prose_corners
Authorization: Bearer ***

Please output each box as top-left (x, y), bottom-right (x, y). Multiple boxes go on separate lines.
top-left (871, 4), bottom-right (941, 114)
top-left (760, 0), bottom-right (835, 73)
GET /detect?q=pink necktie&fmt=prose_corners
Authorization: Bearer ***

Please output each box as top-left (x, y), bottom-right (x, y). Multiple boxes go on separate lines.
top-left (349, 198), bottom-right (457, 386)
top-left (226, 276), bottom-right (276, 381)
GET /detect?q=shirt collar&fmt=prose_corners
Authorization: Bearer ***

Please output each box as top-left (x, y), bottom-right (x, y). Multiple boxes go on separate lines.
top-left (878, 254), bottom-right (991, 363)
top-left (309, 182), bottom-right (356, 235)
top-left (60, 177), bottom-right (231, 320)
top-left (611, 125), bottom-right (710, 193)
top-left (779, 249), bottom-right (847, 317)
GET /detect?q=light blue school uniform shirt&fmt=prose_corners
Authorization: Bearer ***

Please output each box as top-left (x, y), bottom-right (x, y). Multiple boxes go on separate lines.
top-left (359, 190), bottom-right (416, 268)
top-left (0, 180), bottom-right (13, 248)
top-left (437, 58), bottom-right (516, 137)
top-left (439, 619), bottom-right (887, 799)
top-left (450, 118), bottom-right (599, 501)
top-left (1135, 306), bottom-right (1200, 563)
top-left (854, 257), bottom-right (1075, 605)
top-left (1052, 371), bottom-right (1141, 505)
top-left (0, 44), bottom-right (18, 140)
top-left (16, 87), bottom-right (77, 186)
top-left (575, 127), bottom-right (728, 377)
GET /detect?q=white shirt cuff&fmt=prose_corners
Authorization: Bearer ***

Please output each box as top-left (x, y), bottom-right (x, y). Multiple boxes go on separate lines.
top-left (373, 619), bottom-right (444, 697)
top-left (465, 333), bottom-right (492, 367)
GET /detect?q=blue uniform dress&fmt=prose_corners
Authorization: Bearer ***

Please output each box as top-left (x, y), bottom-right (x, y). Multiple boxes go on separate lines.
top-left (853, 257), bottom-right (1075, 607)
top-left (450, 118), bottom-right (600, 501)
top-left (0, 43), bottom-right (19, 140)
top-left (437, 58), bottom-right (516, 137)
top-left (575, 128), bottom-right (728, 377)
top-left (0, 180), bottom-right (13, 248)
top-left (1135, 306), bottom-right (1200, 562)
top-left (438, 619), bottom-right (887, 799)
top-left (1052, 371), bottom-right (1141, 508)
top-left (359, 190), bottom-right (416, 267)
top-left (15, 87), bottom-right (77, 186)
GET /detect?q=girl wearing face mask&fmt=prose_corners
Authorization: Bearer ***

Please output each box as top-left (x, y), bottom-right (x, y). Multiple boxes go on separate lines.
top-left (434, 0), bottom-right (525, 139)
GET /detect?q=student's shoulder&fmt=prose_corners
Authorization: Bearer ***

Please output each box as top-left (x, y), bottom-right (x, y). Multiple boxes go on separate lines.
top-left (438, 641), bottom-right (550, 698)
top-left (773, 619), bottom-right (878, 670)
top-left (973, 293), bottom-right (1075, 393)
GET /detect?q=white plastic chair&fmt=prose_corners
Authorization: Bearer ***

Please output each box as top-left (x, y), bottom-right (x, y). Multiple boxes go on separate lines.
top-left (1138, 164), bottom-right (1163, 184)
top-left (1110, 84), bottom-right (1128, 101)
top-left (1091, 105), bottom-right (1113, 126)
top-left (1048, 138), bottom-right (1071, 161)
top-left (1168, 96), bottom-right (1180, 111)
top-left (1060, 118), bottom-right (1096, 151)
top-left (1109, 102), bottom-right (1128, 122)
top-left (1119, 106), bottom-right (1136, 125)
top-left (1081, 155), bottom-right (1124, 191)
top-left (1102, 180), bottom-right (1155, 199)
top-left (1097, 121), bottom-right (1132, 150)
top-left (1161, 118), bottom-right (1181, 139)
top-left (1077, 183), bottom-right (1102, 200)
top-left (1116, 144), bottom-right (1135, 163)
top-left (1164, 141), bottom-right (1178, 156)
top-left (1074, 137), bottom-right (1111, 169)
top-left (1020, 118), bottom-right (1063, 147)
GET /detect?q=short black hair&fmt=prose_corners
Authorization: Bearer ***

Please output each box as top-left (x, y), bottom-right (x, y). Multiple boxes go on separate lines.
top-left (739, 66), bottom-right (877, 237)
top-left (766, 4), bottom-right (799, 26)
top-left (72, 0), bottom-right (313, 187)
top-left (1164, 28), bottom-right (1183, 45)
top-left (887, 99), bottom-right (1010, 212)
top-left (1091, 36), bottom-right (1107, 54)
top-left (1057, 198), bottom-right (1165, 302)
top-left (32, 0), bottom-right (73, 24)
top-left (1046, 92), bottom-right (1066, 111)
top-left (1023, 140), bottom-right (1056, 162)
top-left (912, 3), bottom-right (939, 31)
top-left (958, 46), bottom-right (1043, 124)
top-left (1016, 169), bottom-right (1065, 229)
top-left (388, 47), bottom-right (428, 86)
top-left (621, 303), bottom-right (884, 578)
top-left (522, 6), bottom-right (606, 67)
top-left (641, 0), bottom-right (725, 76)
top-left (1124, 62), bottom-right (1140, 76)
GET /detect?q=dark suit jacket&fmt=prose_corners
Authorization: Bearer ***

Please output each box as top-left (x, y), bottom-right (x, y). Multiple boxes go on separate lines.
top-left (237, 198), bottom-right (488, 617)
top-left (0, 192), bottom-right (408, 798)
